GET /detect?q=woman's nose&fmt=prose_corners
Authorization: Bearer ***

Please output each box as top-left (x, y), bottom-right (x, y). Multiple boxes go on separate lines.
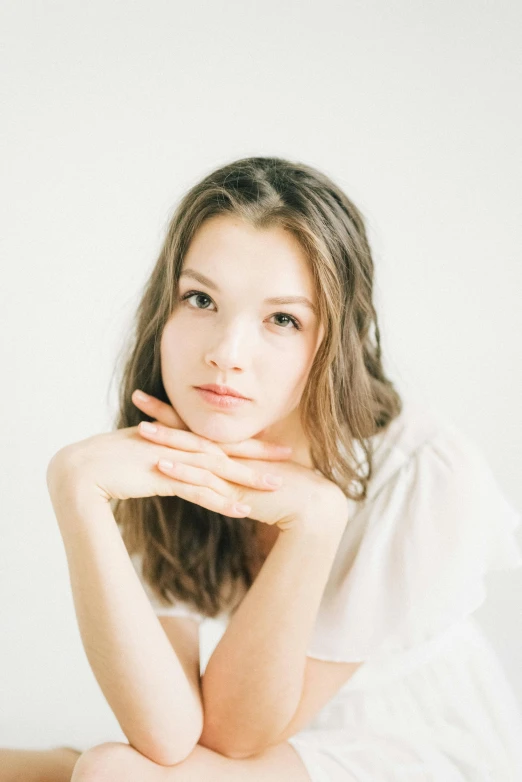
top-left (204, 325), bottom-right (252, 372)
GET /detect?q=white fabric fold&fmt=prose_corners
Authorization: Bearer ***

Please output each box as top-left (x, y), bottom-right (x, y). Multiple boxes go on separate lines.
top-left (306, 403), bottom-right (522, 663)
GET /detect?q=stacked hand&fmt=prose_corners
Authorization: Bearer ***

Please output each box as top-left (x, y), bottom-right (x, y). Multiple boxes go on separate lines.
top-left (47, 389), bottom-right (348, 534)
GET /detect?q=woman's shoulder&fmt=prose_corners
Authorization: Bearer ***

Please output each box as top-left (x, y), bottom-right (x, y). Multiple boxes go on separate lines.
top-left (306, 394), bottom-right (522, 662)
top-left (360, 393), bottom-right (479, 504)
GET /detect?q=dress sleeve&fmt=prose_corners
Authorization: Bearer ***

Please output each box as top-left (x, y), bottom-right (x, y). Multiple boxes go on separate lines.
top-left (129, 551), bottom-right (206, 625)
top-left (305, 426), bottom-right (522, 663)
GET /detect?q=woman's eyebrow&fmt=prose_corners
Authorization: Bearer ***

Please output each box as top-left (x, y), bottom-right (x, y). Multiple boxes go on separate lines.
top-left (179, 268), bottom-right (317, 315)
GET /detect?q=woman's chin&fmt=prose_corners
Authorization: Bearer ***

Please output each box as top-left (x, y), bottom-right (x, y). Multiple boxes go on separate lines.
top-left (187, 413), bottom-right (258, 445)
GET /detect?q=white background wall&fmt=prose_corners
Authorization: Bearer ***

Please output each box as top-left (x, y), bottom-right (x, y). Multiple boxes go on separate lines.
top-left (1, 0), bottom-right (521, 752)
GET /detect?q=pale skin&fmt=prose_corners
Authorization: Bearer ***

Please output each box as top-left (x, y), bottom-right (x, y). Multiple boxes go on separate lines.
top-left (1, 216), bottom-right (362, 781)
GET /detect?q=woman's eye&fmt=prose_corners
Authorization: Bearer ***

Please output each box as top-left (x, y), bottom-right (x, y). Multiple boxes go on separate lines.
top-left (179, 290), bottom-right (302, 331)
top-left (180, 291), bottom-right (213, 310)
top-left (271, 313), bottom-right (301, 330)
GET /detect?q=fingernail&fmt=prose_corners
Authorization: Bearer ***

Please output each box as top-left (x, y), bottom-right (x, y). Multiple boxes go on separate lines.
top-left (158, 459), bottom-right (173, 469)
top-left (134, 390), bottom-right (150, 402)
top-left (264, 473), bottom-right (283, 487)
top-left (234, 503), bottom-right (251, 515)
top-left (140, 421), bottom-right (158, 433)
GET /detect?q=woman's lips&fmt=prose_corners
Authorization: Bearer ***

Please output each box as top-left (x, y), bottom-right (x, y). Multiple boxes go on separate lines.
top-left (195, 387), bottom-right (250, 409)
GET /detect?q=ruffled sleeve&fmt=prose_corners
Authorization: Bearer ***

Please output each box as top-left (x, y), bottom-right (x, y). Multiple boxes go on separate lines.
top-left (306, 423), bottom-right (522, 663)
top-left (130, 551), bottom-right (206, 625)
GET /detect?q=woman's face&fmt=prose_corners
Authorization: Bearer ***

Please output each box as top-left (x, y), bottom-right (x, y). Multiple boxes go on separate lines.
top-left (160, 214), bottom-right (324, 460)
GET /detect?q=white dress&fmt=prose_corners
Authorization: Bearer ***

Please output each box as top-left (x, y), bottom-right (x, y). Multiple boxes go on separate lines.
top-left (132, 396), bottom-right (522, 781)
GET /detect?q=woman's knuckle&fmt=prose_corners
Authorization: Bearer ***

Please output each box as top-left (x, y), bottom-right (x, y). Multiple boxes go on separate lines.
top-left (192, 488), bottom-right (207, 505)
top-left (234, 487), bottom-right (246, 505)
top-left (204, 453), bottom-right (217, 470)
top-left (206, 441), bottom-right (225, 455)
top-left (208, 473), bottom-right (223, 492)
top-left (200, 468), bottom-right (214, 487)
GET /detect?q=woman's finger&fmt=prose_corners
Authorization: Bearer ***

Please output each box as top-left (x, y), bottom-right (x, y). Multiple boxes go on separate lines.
top-left (199, 451), bottom-right (284, 491)
top-left (138, 423), bottom-right (284, 490)
top-left (132, 389), bottom-right (293, 461)
top-left (156, 459), bottom-right (250, 517)
top-left (136, 422), bottom-right (226, 456)
top-left (131, 389), bottom-right (189, 430)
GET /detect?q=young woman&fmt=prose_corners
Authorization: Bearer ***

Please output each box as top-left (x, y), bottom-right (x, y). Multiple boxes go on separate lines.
top-left (3, 157), bottom-right (521, 781)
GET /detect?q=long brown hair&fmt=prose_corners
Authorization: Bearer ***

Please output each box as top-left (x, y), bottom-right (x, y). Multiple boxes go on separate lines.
top-left (111, 156), bottom-right (402, 618)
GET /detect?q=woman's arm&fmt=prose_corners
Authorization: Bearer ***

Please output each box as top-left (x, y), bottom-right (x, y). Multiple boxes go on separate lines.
top-left (199, 512), bottom-right (346, 759)
top-left (48, 466), bottom-right (203, 767)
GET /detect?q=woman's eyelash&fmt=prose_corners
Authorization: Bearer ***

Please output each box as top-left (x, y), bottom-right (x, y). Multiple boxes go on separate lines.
top-left (179, 290), bottom-right (302, 331)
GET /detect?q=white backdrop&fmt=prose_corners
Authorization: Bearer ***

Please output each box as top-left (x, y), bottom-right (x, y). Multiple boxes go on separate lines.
top-left (1, 0), bottom-right (521, 752)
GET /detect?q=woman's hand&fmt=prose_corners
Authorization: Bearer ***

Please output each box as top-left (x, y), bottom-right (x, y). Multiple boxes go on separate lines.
top-left (130, 389), bottom-right (292, 462)
top-left (45, 392), bottom-right (295, 515)
top-left (132, 390), bottom-right (348, 534)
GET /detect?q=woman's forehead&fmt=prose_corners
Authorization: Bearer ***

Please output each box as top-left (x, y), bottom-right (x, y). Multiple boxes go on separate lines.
top-left (182, 217), bottom-right (318, 303)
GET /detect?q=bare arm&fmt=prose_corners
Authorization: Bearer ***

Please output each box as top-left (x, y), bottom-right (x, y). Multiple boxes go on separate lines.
top-left (199, 511), bottom-right (347, 759)
top-left (47, 461), bottom-right (203, 767)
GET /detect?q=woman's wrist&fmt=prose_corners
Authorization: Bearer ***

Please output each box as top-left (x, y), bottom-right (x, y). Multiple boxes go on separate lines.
top-left (279, 493), bottom-right (348, 544)
top-left (46, 448), bottom-right (107, 516)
